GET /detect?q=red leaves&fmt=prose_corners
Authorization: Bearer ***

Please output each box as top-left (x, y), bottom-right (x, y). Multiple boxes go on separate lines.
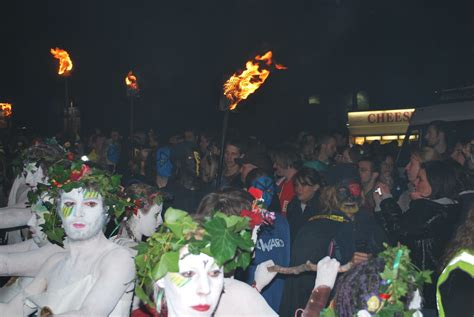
top-left (70, 164), bottom-right (90, 182)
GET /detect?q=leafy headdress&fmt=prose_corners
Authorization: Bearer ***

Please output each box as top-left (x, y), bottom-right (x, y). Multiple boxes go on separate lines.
top-left (29, 159), bottom-right (132, 246)
top-left (134, 208), bottom-right (254, 309)
top-left (124, 183), bottom-right (163, 216)
top-left (12, 143), bottom-right (65, 177)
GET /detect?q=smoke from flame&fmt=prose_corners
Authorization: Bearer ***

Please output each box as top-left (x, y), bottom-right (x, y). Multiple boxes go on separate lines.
top-left (223, 51), bottom-right (286, 110)
top-left (50, 48), bottom-right (73, 76)
top-left (125, 71), bottom-right (139, 91)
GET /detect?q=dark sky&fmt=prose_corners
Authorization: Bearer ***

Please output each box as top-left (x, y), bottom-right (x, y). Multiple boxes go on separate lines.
top-left (2, 0), bottom-right (474, 141)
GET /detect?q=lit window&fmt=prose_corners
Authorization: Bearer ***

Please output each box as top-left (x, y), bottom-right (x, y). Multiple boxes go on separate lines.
top-left (366, 136), bottom-right (381, 141)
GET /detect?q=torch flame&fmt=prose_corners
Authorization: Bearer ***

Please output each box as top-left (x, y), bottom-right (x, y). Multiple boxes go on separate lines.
top-left (125, 71), bottom-right (139, 91)
top-left (50, 48), bottom-right (73, 76)
top-left (0, 103), bottom-right (12, 118)
top-left (223, 51), bottom-right (286, 111)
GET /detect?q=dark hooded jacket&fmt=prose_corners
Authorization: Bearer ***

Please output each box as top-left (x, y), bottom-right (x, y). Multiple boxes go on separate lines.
top-left (286, 192), bottom-right (320, 243)
top-left (377, 197), bottom-right (462, 308)
top-left (279, 209), bottom-right (386, 317)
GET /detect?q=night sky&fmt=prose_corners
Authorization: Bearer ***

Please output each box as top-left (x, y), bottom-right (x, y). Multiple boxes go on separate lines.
top-left (2, 0), bottom-right (474, 142)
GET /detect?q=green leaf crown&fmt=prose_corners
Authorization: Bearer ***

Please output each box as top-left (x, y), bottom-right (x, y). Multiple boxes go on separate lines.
top-left (28, 159), bottom-right (132, 246)
top-left (134, 207), bottom-right (254, 307)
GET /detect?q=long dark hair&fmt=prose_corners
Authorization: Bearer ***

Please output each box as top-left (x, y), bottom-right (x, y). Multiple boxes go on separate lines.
top-left (422, 160), bottom-right (458, 200)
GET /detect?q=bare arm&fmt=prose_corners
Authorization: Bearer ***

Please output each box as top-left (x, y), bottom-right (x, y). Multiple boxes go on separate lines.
top-left (0, 239), bottom-right (37, 253)
top-left (0, 243), bottom-right (64, 277)
top-left (56, 247), bottom-right (135, 316)
top-left (0, 254), bottom-right (63, 316)
top-left (0, 207), bottom-right (32, 229)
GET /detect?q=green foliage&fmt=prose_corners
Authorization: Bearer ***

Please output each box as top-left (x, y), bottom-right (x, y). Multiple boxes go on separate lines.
top-left (376, 244), bottom-right (432, 315)
top-left (134, 207), bottom-right (254, 308)
top-left (320, 308), bottom-right (337, 317)
top-left (319, 244), bottom-right (432, 317)
top-left (29, 159), bottom-right (133, 245)
top-left (41, 212), bottom-right (65, 246)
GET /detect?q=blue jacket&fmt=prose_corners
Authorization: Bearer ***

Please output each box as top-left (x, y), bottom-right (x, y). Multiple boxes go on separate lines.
top-left (245, 213), bottom-right (291, 312)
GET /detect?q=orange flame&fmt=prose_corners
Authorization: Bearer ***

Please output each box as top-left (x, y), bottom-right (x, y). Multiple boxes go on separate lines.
top-left (223, 51), bottom-right (286, 110)
top-left (125, 71), bottom-right (139, 91)
top-left (50, 48), bottom-right (73, 76)
top-left (0, 103), bottom-right (12, 118)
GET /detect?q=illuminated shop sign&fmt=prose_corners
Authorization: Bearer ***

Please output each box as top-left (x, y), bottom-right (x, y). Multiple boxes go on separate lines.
top-left (347, 108), bottom-right (414, 135)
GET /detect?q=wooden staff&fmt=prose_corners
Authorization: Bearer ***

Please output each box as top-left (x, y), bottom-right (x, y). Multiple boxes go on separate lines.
top-left (267, 261), bottom-right (352, 275)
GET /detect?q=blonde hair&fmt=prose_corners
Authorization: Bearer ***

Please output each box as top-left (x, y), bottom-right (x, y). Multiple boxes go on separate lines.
top-left (320, 186), bottom-right (339, 212)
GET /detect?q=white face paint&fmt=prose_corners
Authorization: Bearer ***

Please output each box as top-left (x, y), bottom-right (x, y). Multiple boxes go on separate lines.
top-left (24, 163), bottom-right (47, 189)
top-left (59, 188), bottom-right (106, 241)
top-left (27, 210), bottom-right (48, 245)
top-left (135, 203), bottom-right (163, 237)
top-left (160, 247), bottom-right (224, 317)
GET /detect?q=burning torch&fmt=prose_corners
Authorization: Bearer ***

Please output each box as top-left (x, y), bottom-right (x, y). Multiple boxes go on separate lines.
top-left (50, 48), bottom-right (73, 109)
top-left (216, 51), bottom-right (287, 188)
top-left (125, 71), bottom-right (139, 158)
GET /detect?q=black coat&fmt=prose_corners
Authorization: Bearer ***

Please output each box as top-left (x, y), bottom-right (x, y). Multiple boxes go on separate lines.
top-left (279, 209), bottom-right (386, 317)
top-left (378, 197), bottom-right (462, 308)
top-left (286, 193), bottom-right (320, 244)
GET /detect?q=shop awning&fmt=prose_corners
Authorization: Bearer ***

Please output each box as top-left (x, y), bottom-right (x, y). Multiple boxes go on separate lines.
top-left (347, 109), bottom-right (414, 136)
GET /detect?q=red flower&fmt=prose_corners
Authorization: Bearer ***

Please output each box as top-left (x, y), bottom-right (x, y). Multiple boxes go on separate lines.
top-left (51, 179), bottom-right (62, 188)
top-left (248, 187), bottom-right (263, 201)
top-left (133, 199), bottom-right (144, 215)
top-left (379, 293), bottom-right (391, 300)
top-left (70, 164), bottom-right (90, 181)
top-left (66, 152), bottom-right (75, 161)
top-left (133, 207), bottom-right (139, 216)
top-left (240, 209), bottom-right (263, 229)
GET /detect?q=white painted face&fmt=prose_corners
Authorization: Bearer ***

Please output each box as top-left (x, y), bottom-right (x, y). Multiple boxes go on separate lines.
top-left (24, 163), bottom-right (47, 189)
top-left (159, 247), bottom-right (224, 317)
top-left (59, 188), bottom-right (106, 241)
top-left (135, 203), bottom-right (163, 237)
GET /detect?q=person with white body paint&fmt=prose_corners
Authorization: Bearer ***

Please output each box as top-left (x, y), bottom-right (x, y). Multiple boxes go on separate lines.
top-left (195, 188), bottom-right (279, 316)
top-left (134, 204), bottom-right (277, 317)
top-left (0, 144), bottom-right (66, 302)
top-left (156, 246), bottom-right (225, 317)
top-left (0, 163), bottom-right (46, 237)
top-left (0, 144), bottom-right (64, 243)
top-left (0, 162), bottom-right (136, 316)
top-left (111, 183), bottom-right (164, 249)
top-left (110, 183), bottom-right (164, 312)
top-left (0, 195), bottom-right (64, 303)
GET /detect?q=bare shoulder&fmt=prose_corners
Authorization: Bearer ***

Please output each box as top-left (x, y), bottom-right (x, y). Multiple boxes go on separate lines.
top-left (215, 278), bottom-right (277, 317)
top-left (36, 250), bottom-right (68, 276)
top-left (99, 241), bottom-right (135, 268)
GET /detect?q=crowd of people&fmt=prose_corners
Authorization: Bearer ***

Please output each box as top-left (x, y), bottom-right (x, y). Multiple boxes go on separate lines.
top-left (0, 119), bottom-right (472, 316)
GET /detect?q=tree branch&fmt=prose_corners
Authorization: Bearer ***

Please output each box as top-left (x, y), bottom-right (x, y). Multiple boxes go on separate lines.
top-left (267, 261), bottom-right (352, 275)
